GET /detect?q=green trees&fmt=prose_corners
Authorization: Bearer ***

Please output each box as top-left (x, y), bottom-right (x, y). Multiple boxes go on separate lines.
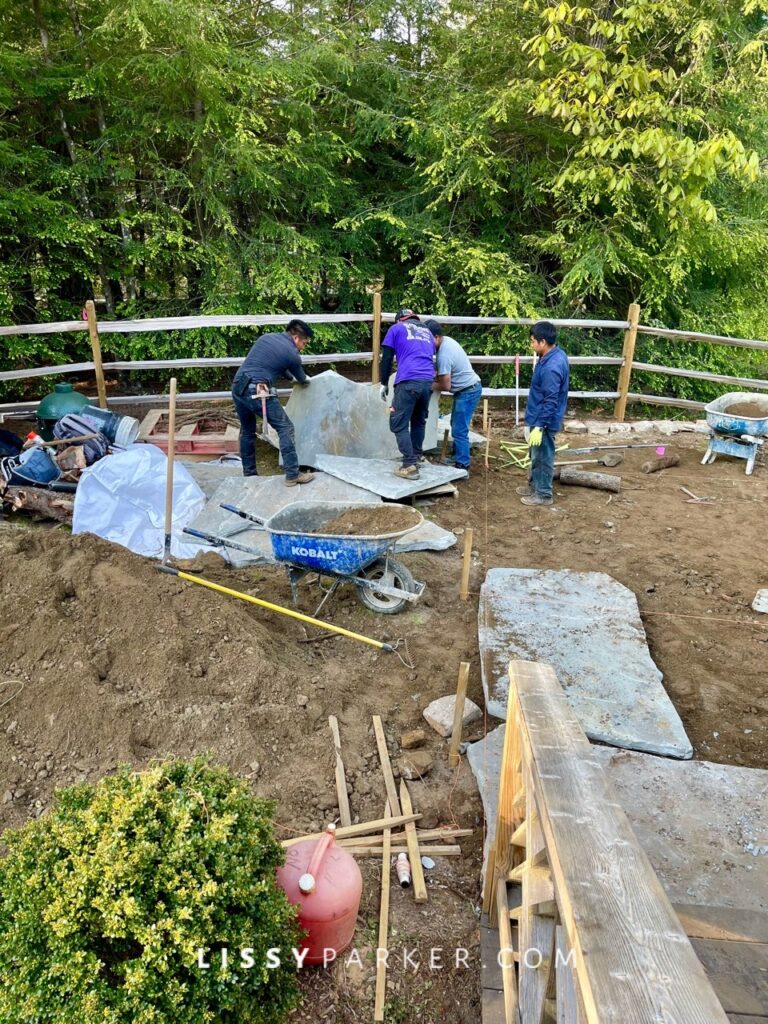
top-left (0, 758), bottom-right (301, 1024)
top-left (1, 0), bottom-right (767, 366)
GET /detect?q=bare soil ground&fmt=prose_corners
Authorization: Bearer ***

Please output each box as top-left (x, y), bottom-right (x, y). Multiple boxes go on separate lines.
top-left (0, 412), bottom-right (766, 1022)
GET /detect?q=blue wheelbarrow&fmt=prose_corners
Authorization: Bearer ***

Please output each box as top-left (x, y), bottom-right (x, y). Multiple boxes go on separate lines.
top-left (185, 501), bottom-right (426, 615)
top-left (702, 392), bottom-right (768, 475)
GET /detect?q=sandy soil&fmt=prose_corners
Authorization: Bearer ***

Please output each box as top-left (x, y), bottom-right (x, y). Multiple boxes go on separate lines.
top-left (0, 413), bottom-right (766, 1022)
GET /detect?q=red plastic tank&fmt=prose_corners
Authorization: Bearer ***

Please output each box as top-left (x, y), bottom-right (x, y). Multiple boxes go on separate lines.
top-left (277, 824), bottom-right (362, 965)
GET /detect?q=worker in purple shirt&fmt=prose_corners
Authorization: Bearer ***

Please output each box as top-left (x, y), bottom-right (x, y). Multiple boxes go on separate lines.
top-left (379, 308), bottom-right (436, 480)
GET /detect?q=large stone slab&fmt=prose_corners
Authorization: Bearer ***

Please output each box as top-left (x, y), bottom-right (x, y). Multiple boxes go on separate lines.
top-left (181, 459), bottom-right (241, 498)
top-left (479, 568), bottom-right (692, 758)
top-left (280, 370), bottom-right (439, 466)
top-left (467, 726), bottom-right (768, 910)
top-left (314, 454), bottom-right (467, 500)
top-left (186, 471), bottom-right (456, 566)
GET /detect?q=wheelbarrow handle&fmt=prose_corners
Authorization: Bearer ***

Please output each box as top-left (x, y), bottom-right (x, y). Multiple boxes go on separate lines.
top-left (183, 527), bottom-right (226, 546)
top-left (220, 503), bottom-right (266, 526)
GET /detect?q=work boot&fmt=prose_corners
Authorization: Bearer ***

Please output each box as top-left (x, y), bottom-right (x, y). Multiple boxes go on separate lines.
top-left (394, 465), bottom-right (420, 479)
top-left (285, 471), bottom-right (315, 487)
top-left (440, 457), bottom-right (456, 467)
top-left (516, 485), bottom-right (533, 496)
top-left (520, 493), bottom-right (553, 506)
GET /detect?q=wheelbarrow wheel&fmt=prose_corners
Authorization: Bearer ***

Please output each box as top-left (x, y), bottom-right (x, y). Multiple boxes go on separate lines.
top-left (355, 557), bottom-right (416, 615)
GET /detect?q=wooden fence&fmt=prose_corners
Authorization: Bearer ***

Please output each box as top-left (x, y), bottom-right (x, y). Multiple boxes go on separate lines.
top-left (483, 660), bottom-right (730, 1024)
top-left (2, 297), bottom-right (767, 418)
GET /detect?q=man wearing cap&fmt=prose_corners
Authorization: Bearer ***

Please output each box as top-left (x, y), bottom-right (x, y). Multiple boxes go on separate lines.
top-left (232, 319), bottom-right (315, 486)
top-left (424, 319), bottom-right (482, 476)
top-left (379, 308), bottom-right (436, 480)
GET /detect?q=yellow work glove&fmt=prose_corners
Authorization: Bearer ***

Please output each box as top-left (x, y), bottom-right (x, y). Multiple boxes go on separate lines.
top-left (528, 426), bottom-right (543, 447)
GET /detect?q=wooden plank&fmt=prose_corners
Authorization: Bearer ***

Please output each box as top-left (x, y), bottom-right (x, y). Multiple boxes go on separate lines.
top-left (328, 716), bottom-right (352, 828)
top-left (399, 780), bottom-right (428, 903)
top-left (636, 323), bottom-right (768, 351)
top-left (281, 812), bottom-right (419, 847)
top-left (488, 684), bottom-right (524, 926)
top-left (371, 289), bottom-right (382, 384)
top-left (510, 659), bottom-right (730, 1024)
top-left (726, 1016), bottom-right (768, 1023)
top-left (555, 925), bottom-right (585, 1024)
top-left (346, 844), bottom-right (460, 857)
top-left (372, 716), bottom-right (402, 817)
top-left (496, 878), bottom-right (520, 1024)
top-left (511, 820), bottom-right (527, 848)
top-left (373, 802), bottom-right (391, 1022)
top-left (338, 827), bottom-right (472, 848)
top-left (519, 792), bottom-right (557, 1024)
top-left (448, 661), bottom-right (471, 767)
top-left (630, 361), bottom-right (768, 390)
top-left (690, 939), bottom-right (768, 1016)
top-left (674, 905), bottom-right (768, 944)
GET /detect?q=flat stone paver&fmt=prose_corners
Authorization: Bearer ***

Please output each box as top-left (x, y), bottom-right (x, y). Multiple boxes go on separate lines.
top-left (479, 568), bottom-right (692, 758)
top-left (314, 454), bottom-right (467, 499)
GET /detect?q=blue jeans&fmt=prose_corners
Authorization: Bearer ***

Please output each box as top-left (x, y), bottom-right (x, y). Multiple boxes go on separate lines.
top-left (450, 382), bottom-right (482, 467)
top-left (389, 380), bottom-right (432, 466)
top-left (232, 383), bottom-right (299, 478)
top-left (529, 427), bottom-right (556, 499)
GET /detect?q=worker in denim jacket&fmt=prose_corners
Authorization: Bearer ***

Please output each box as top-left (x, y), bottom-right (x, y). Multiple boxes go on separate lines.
top-left (518, 321), bottom-right (569, 506)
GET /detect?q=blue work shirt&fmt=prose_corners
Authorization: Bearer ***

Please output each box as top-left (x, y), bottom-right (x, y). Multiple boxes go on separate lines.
top-left (525, 346), bottom-right (570, 431)
top-left (233, 331), bottom-right (307, 389)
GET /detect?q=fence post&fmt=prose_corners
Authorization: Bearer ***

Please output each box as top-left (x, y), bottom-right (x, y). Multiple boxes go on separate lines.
top-left (371, 288), bottom-right (382, 384)
top-left (85, 299), bottom-right (108, 409)
top-left (613, 302), bottom-right (640, 422)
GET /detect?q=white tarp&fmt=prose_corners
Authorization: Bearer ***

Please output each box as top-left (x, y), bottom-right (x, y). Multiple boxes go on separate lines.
top-left (72, 444), bottom-right (219, 560)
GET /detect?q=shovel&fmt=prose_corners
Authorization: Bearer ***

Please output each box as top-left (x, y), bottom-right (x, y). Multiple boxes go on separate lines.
top-left (555, 451), bottom-right (624, 468)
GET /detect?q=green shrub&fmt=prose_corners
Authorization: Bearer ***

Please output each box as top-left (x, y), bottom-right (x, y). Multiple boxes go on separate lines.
top-left (0, 758), bottom-right (302, 1024)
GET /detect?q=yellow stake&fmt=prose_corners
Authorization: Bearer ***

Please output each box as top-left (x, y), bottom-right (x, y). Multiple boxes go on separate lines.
top-left (161, 567), bottom-right (394, 652)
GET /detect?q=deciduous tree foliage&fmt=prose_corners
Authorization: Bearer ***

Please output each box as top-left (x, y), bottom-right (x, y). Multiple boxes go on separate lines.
top-left (1, 0), bottom-right (767, 391)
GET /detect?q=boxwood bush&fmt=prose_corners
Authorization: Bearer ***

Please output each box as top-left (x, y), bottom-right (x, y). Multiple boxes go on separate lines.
top-left (0, 758), bottom-right (302, 1024)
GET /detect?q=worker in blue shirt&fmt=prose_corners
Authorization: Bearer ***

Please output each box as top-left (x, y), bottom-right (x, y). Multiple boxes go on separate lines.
top-left (232, 319), bottom-right (315, 486)
top-left (518, 321), bottom-right (569, 506)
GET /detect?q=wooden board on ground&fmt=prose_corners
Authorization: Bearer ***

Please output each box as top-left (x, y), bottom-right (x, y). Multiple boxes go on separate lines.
top-left (674, 905), bottom-right (768, 944)
top-left (690, 938), bottom-right (768, 1017)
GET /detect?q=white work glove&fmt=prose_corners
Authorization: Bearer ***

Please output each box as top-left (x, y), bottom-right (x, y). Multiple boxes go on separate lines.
top-left (380, 385), bottom-right (388, 402)
top-left (301, 376), bottom-right (311, 387)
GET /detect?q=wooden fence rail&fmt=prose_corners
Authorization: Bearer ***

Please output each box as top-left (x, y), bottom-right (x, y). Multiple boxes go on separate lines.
top-left (483, 660), bottom-right (730, 1024)
top-left (1, 298), bottom-right (767, 419)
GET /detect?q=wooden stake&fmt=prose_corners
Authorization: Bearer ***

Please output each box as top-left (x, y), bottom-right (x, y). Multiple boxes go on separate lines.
top-left (448, 661), bottom-right (471, 767)
top-left (85, 299), bottom-right (107, 409)
top-left (482, 398), bottom-right (489, 435)
top-left (484, 418), bottom-right (491, 468)
top-left (460, 527), bottom-right (473, 601)
top-left (372, 716), bottom-right (402, 816)
top-left (163, 377), bottom-right (177, 564)
top-left (399, 779), bottom-right (428, 903)
top-left (328, 716), bottom-right (352, 827)
top-left (439, 427), bottom-right (450, 462)
top-left (614, 301), bottom-right (640, 422)
top-left (371, 289), bottom-right (382, 384)
top-left (373, 801), bottom-right (391, 1022)
top-left (281, 812), bottom-right (420, 848)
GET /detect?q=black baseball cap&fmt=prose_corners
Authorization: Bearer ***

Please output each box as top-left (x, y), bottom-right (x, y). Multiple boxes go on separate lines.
top-left (286, 318), bottom-right (314, 340)
top-left (395, 308), bottom-right (419, 321)
top-left (424, 319), bottom-right (443, 336)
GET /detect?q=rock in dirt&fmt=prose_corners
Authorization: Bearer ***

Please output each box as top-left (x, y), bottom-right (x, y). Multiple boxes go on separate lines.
top-left (400, 728), bottom-right (426, 750)
top-left (397, 749), bottom-right (435, 780)
top-left (752, 589), bottom-right (768, 614)
top-left (423, 695), bottom-right (482, 738)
